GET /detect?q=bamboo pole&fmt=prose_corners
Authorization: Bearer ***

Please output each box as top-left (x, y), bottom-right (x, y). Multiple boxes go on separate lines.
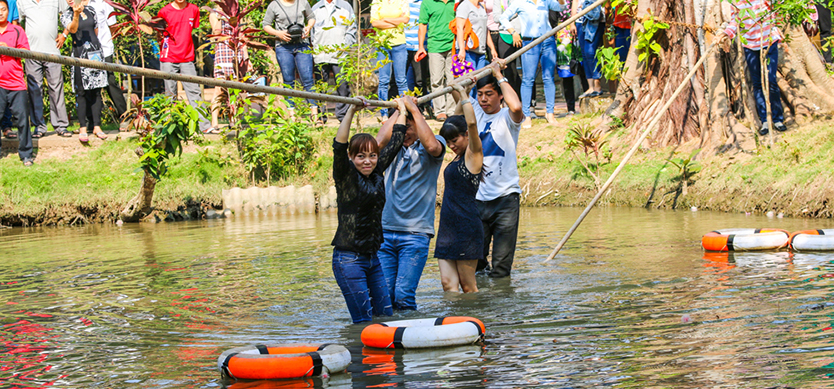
top-left (543, 39), bottom-right (721, 263)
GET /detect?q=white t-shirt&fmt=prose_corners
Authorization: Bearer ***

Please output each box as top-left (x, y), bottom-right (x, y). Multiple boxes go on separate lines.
top-left (88, 0), bottom-right (117, 57)
top-left (471, 97), bottom-right (523, 201)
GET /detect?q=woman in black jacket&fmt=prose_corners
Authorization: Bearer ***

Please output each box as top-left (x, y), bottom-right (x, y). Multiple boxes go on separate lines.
top-left (331, 98), bottom-right (407, 323)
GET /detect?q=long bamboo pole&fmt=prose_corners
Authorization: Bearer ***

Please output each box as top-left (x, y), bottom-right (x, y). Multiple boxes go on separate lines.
top-left (0, 0), bottom-right (605, 110)
top-left (542, 39), bottom-right (721, 263)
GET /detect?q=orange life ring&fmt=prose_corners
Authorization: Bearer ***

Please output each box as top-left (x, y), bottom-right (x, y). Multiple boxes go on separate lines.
top-left (217, 343), bottom-right (350, 380)
top-left (362, 317), bottom-right (485, 349)
top-left (701, 228), bottom-right (789, 251)
top-left (790, 229), bottom-right (834, 251)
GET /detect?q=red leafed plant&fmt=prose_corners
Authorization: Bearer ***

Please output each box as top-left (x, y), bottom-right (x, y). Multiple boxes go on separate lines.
top-left (105, 0), bottom-right (167, 105)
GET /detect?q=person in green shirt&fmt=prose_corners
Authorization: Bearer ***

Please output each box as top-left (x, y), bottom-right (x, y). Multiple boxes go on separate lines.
top-left (416, 0), bottom-right (455, 121)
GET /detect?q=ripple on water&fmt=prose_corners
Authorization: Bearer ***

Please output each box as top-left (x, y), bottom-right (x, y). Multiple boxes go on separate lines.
top-left (0, 208), bottom-right (833, 388)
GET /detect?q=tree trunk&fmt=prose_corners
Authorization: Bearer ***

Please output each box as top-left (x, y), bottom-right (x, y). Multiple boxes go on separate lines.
top-left (120, 170), bottom-right (157, 222)
top-left (606, 0), bottom-right (834, 154)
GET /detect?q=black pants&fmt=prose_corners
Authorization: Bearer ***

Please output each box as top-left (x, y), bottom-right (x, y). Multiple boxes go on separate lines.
top-left (0, 88), bottom-right (33, 161)
top-left (407, 50), bottom-right (431, 108)
top-left (476, 193), bottom-right (520, 278)
top-left (104, 55), bottom-right (127, 119)
top-left (562, 77), bottom-right (576, 112)
top-left (317, 63), bottom-right (350, 121)
top-left (490, 32), bottom-right (522, 98)
top-left (818, 3), bottom-right (833, 63)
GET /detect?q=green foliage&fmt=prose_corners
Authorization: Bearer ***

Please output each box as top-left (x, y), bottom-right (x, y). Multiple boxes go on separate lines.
top-left (667, 148), bottom-right (701, 194)
top-left (596, 46), bottom-right (626, 81)
top-left (565, 124), bottom-right (612, 189)
top-left (227, 90), bottom-right (316, 184)
top-left (634, 12), bottom-right (669, 63)
top-left (138, 95), bottom-right (201, 179)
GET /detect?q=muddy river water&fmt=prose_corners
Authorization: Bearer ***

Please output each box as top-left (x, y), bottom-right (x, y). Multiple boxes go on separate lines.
top-left (1, 207), bottom-right (833, 388)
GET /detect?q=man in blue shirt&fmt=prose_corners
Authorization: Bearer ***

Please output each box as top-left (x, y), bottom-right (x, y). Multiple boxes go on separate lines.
top-left (375, 96), bottom-right (445, 311)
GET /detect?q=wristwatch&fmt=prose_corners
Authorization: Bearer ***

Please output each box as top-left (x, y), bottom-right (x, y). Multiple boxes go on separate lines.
top-left (497, 77), bottom-right (508, 85)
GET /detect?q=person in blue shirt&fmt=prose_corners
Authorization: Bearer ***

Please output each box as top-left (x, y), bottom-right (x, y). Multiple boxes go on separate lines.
top-left (0, 0), bottom-right (18, 135)
top-left (573, 0), bottom-right (604, 97)
top-left (499, 0), bottom-right (566, 128)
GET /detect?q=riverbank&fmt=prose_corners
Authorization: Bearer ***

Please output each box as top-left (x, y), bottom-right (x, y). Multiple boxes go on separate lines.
top-left (2, 115), bottom-right (833, 226)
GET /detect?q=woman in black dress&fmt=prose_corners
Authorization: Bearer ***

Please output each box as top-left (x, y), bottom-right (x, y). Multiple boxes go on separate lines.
top-left (62, 0), bottom-right (108, 143)
top-left (435, 84), bottom-right (483, 293)
top-left (332, 98), bottom-right (407, 323)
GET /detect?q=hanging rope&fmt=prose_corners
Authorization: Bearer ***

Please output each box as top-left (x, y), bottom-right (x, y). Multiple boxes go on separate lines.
top-left (542, 37), bottom-right (722, 263)
top-left (0, 0), bottom-right (605, 109)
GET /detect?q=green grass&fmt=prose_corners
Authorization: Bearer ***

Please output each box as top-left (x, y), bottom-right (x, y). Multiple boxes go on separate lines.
top-left (0, 138), bottom-right (248, 219)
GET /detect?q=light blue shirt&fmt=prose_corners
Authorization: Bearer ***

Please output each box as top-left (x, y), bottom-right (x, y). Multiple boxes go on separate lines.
top-left (404, 0), bottom-right (422, 51)
top-left (381, 135), bottom-right (447, 236)
top-left (498, 0), bottom-right (564, 38)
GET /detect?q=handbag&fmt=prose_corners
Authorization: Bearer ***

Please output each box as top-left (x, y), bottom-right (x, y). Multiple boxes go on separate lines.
top-left (80, 41), bottom-right (108, 91)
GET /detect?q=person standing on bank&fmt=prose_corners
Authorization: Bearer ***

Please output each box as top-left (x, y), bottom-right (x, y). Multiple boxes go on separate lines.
top-left (17, 0), bottom-right (71, 138)
top-left (0, 0), bottom-right (34, 165)
top-left (311, 0), bottom-right (355, 122)
top-left (62, 0), bottom-right (108, 143)
top-left (474, 60), bottom-right (524, 278)
top-left (87, 0), bottom-right (126, 127)
top-left (573, 0), bottom-right (604, 98)
top-left (157, 0), bottom-right (210, 132)
top-left (263, 0), bottom-right (319, 122)
top-left (435, 81), bottom-right (483, 293)
top-left (375, 96), bottom-right (445, 310)
top-left (332, 98), bottom-right (407, 324)
top-left (487, 0), bottom-right (521, 97)
top-left (371, 0), bottom-right (409, 118)
top-left (455, 0), bottom-right (494, 74)
top-left (417, 0), bottom-right (456, 122)
top-left (499, 0), bottom-right (566, 128)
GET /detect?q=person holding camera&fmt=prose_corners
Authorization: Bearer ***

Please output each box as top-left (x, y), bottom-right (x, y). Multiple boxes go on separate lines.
top-left (157, 0), bottom-right (210, 133)
top-left (263, 0), bottom-right (318, 121)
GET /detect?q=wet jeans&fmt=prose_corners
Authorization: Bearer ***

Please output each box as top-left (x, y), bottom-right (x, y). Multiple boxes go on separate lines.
top-left (476, 193), bottom-right (520, 278)
top-left (744, 43), bottom-right (784, 125)
top-left (377, 231), bottom-right (430, 311)
top-left (332, 249), bottom-right (393, 323)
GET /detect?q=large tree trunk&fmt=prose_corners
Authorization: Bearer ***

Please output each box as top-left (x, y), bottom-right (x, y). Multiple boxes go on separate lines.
top-left (120, 170), bottom-right (157, 222)
top-left (606, 0), bottom-right (834, 153)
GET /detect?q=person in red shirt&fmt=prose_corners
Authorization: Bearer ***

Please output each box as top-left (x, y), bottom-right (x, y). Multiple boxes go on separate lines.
top-left (158, 0), bottom-right (209, 132)
top-left (612, 3), bottom-right (632, 63)
top-left (0, 0), bottom-right (33, 166)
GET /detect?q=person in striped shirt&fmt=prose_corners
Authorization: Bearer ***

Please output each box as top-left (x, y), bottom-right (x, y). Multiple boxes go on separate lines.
top-left (722, 0), bottom-right (788, 135)
top-left (404, 0), bottom-right (430, 110)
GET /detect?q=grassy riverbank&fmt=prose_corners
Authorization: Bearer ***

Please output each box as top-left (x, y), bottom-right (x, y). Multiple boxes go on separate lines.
top-left (2, 115), bottom-right (833, 226)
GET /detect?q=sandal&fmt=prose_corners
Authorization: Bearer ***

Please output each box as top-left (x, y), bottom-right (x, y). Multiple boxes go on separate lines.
top-left (3, 129), bottom-right (17, 139)
top-left (202, 127), bottom-right (222, 134)
top-left (55, 129), bottom-right (73, 137)
top-left (93, 131), bottom-right (108, 140)
top-left (32, 131), bottom-right (43, 139)
top-left (79, 133), bottom-right (89, 143)
top-left (23, 159), bottom-right (34, 167)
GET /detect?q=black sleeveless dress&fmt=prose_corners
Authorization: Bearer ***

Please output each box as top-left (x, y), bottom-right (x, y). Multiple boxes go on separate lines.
top-left (435, 157), bottom-right (484, 260)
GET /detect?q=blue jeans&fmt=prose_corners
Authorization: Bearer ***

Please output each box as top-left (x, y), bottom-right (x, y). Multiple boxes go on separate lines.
top-left (520, 37), bottom-right (556, 117)
top-left (577, 22), bottom-right (603, 80)
top-left (332, 249), bottom-right (393, 323)
top-left (377, 231), bottom-right (430, 311)
top-left (275, 43), bottom-right (316, 107)
top-left (466, 52), bottom-right (488, 98)
top-left (744, 43), bottom-right (784, 124)
top-left (377, 44), bottom-right (408, 116)
top-left (614, 27), bottom-right (631, 63)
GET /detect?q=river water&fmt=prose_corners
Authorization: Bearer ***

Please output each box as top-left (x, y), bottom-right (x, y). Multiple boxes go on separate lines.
top-left (1, 207), bottom-right (833, 388)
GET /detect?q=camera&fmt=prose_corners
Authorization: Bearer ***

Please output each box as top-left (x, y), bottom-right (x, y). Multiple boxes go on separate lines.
top-left (287, 23), bottom-right (305, 42)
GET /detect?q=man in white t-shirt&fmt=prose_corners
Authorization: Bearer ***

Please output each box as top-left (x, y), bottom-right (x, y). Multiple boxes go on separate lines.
top-left (470, 61), bottom-right (524, 278)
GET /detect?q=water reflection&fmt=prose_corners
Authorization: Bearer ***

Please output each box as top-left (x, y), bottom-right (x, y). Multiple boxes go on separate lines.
top-left (0, 208), bottom-right (833, 387)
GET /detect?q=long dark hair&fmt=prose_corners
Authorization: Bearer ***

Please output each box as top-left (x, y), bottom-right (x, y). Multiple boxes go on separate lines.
top-left (439, 115), bottom-right (467, 143)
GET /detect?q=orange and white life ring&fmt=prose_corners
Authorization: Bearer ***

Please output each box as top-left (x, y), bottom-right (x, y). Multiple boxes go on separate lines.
top-left (790, 229), bottom-right (834, 251)
top-left (701, 228), bottom-right (789, 251)
top-left (361, 317), bottom-right (485, 349)
top-left (217, 343), bottom-right (350, 380)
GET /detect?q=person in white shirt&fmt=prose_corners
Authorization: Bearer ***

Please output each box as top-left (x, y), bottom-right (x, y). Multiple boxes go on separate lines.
top-left (311, 0), bottom-right (355, 121)
top-left (470, 60), bottom-right (523, 278)
top-left (86, 0), bottom-right (126, 128)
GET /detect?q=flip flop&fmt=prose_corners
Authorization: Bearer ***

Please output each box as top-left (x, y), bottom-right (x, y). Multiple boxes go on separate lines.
top-left (23, 159), bottom-right (34, 167)
top-left (202, 127), bottom-right (222, 134)
top-left (55, 129), bottom-right (73, 137)
top-left (79, 133), bottom-right (89, 143)
top-left (93, 131), bottom-right (108, 140)
top-left (3, 129), bottom-right (17, 139)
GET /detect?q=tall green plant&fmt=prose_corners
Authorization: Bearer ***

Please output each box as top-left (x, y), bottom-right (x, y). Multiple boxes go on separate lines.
top-left (121, 95), bottom-right (200, 221)
top-left (668, 148), bottom-right (702, 196)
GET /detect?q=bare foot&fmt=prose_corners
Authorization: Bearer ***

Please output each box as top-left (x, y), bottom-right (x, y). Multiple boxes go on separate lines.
top-left (522, 117), bottom-right (532, 129)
